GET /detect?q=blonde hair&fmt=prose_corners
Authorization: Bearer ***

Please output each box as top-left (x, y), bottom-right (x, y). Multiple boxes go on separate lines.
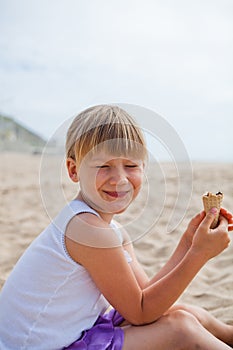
top-left (66, 105), bottom-right (147, 166)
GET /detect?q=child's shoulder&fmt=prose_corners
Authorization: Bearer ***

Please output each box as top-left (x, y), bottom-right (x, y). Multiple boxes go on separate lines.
top-left (72, 211), bottom-right (107, 226)
top-left (65, 213), bottom-right (121, 248)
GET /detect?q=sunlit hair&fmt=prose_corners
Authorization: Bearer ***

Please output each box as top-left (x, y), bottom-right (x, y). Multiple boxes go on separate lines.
top-left (66, 105), bottom-right (147, 166)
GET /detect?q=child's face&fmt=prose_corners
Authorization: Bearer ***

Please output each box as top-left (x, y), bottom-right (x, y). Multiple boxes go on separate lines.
top-left (78, 151), bottom-right (144, 222)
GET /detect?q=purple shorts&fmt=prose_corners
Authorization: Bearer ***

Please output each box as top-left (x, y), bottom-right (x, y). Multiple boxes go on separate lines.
top-left (65, 309), bottom-right (125, 350)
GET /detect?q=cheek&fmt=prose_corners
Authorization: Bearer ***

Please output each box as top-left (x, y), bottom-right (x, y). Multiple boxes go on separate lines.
top-left (79, 169), bottom-right (97, 191)
top-left (131, 172), bottom-right (144, 189)
top-left (93, 171), bottom-right (108, 189)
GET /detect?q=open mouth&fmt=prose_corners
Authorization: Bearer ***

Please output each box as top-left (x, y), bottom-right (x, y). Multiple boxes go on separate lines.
top-left (103, 191), bottom-right (129, 199)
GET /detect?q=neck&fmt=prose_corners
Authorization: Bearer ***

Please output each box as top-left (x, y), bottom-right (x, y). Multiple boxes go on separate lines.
top-left (76, 192), bottom-right (114, 224)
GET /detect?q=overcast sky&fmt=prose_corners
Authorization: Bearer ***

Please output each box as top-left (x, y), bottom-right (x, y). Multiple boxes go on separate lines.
top-left (0, 0), bottom-right (233, 161)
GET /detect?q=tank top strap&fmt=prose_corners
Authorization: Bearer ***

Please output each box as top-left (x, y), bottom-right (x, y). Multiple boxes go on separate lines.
top-left (109, 221), bottom-right (124, 245)
top-left (53, 199), bottom-right (101, 233)
top-left (53, 200), bottom-right (124, 246)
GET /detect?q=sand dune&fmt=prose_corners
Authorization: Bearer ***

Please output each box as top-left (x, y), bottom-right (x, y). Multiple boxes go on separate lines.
top-left (0, 153), bottom-right (232, 324)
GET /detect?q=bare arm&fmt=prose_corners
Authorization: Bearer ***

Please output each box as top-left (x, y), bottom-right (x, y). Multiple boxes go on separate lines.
top-left (65, 210), bottom-right (231, 326)
top-left (146, 211), bottom-right (206, 285)
top-left (140, 208), bottom-right (233, 287)
top-left (122, 211), bottom-right (208, 288)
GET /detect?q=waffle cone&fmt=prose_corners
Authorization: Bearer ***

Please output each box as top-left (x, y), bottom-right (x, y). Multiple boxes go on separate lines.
top-left (202, 192), bottom-right (223, 229)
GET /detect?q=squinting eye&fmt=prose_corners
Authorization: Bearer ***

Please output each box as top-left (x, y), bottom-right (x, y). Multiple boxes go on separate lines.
top-left (125, 165), bottom-right (138, 168)
top-left (96, 165), bottom-right (109, 169)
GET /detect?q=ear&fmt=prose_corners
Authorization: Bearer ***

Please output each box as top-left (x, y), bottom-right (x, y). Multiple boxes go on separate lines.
top-left (66, 157), bottom-right (79, 183)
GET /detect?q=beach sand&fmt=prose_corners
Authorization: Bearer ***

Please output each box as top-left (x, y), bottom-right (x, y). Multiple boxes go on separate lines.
top-left (0, 152), bottom-right (233, 324)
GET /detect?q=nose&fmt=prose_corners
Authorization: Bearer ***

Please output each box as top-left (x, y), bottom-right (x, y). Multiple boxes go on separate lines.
top-left (109, 167), bottom-right (128, 186)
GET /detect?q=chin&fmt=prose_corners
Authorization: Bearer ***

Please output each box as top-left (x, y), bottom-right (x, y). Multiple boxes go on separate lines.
top-left (113, 207), bottom-right (127, 214)
top-left (109, 201), bottom-right (132, 214)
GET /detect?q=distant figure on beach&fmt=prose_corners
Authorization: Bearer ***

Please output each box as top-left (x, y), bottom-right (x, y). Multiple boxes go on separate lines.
top-left (0, 105), bottom-right (233, 350)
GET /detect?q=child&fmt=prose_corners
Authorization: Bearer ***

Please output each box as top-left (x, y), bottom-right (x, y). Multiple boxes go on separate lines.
top-left (0, 104), bottom-right (233, 350)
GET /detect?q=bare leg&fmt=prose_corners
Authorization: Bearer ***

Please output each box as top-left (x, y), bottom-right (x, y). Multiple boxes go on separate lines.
top-left (169, 303), bottom-right (233, 346)
top-left (121, 310), bottom-right (232, 350)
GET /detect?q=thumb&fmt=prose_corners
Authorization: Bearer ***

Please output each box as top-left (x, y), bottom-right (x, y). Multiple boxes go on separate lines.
top-left (201, 207), bottom-right (218, 229)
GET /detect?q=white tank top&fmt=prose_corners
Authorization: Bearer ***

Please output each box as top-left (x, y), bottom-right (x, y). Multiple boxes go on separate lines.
top-left (0, 200), bottom-right (125, 350)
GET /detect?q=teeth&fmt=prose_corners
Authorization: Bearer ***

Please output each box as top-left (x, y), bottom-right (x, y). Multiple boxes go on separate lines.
top-left (202, 192), bottom-right (223, 228)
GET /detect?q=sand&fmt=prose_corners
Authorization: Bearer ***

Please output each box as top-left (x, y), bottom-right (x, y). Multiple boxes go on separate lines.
top-left (0, 152), bottom-right (233, 324)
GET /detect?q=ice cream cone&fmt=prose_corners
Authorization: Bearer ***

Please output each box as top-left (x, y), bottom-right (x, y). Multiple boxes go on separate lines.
top-left (202, 192), bottom-right (223, 229)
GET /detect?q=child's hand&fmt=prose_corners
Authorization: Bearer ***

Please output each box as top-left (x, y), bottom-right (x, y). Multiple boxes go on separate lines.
top-left (220, 207), bottom-right (233, 231)
top-left (191, 208), bottom-right (231, 260)
top-left (183, 211), bottom-right (206, 248)
top-left (183, 207), bottom-right (233, 249)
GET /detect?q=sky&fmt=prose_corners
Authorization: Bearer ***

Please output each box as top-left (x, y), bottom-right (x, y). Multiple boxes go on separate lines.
top-left (0, 0), bottom-right (233, 161)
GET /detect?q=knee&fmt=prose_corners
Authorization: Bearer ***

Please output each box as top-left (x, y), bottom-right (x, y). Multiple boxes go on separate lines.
top-left (171, 303), bottom-right (209, 326)
top-left (167, 309), bottom-right (199, 328)
top-left (164, 310), bottom-right (201, 342)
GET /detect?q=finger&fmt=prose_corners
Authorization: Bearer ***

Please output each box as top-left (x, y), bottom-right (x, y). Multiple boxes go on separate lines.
top-left (220, 208), bottom-right (233, 219)
top-left (199, 207), bottom-right (219, 229)
top-left (217, 215), bottom-right (229, 230)
top-left (220, 207), bottom-right (228, 214)
top-left (219, 209), bottom-right (233, 226)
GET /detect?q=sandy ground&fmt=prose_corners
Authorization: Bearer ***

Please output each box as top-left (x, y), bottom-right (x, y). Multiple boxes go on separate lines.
top-left (0, 152), bottom-right (232, 324)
